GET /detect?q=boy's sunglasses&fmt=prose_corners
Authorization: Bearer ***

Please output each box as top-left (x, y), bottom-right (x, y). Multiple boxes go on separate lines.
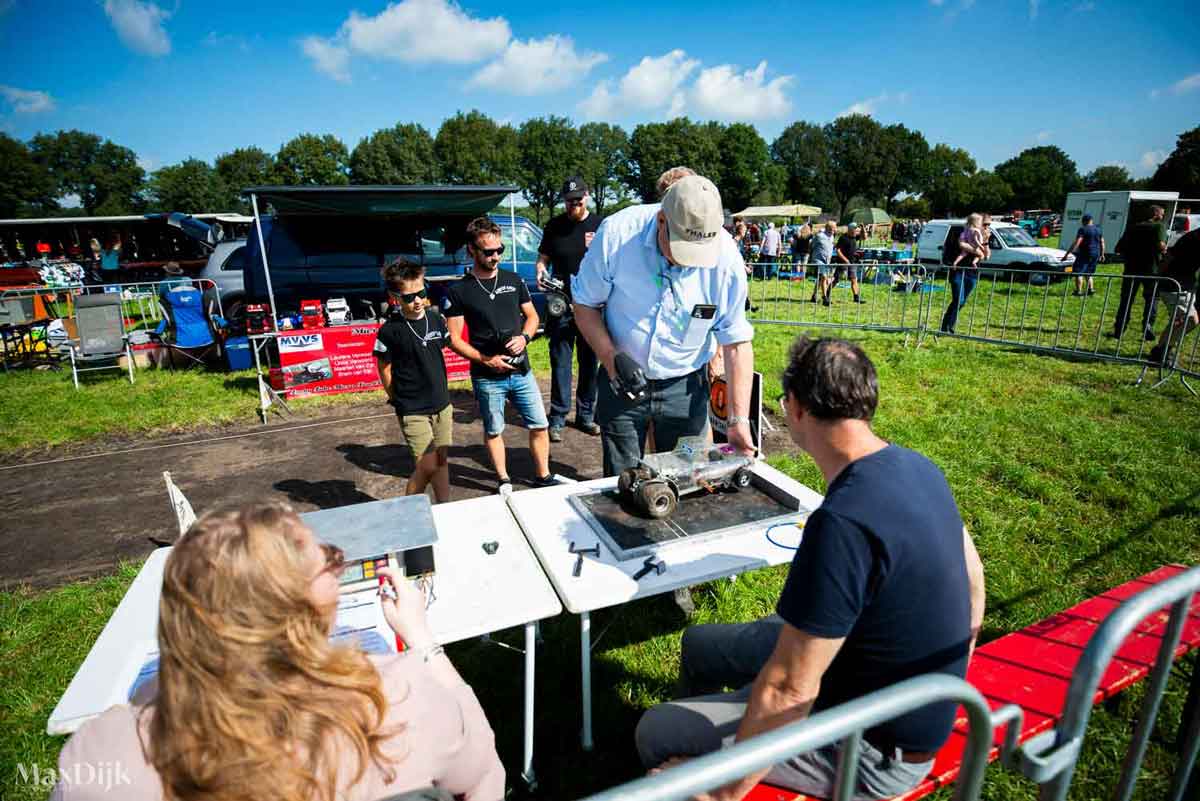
top-left (388, 287), bottom-right (428, 303)
top-left (473, 244), bottom-right (506, 257)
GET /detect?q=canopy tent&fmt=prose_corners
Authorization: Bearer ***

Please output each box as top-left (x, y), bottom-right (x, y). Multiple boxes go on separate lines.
top-left (241, 184), bottom-right (520, 331)
top-left (845, 207), bottom-right (891, 225)
top-left (732, 203), bottom-right (822, 219)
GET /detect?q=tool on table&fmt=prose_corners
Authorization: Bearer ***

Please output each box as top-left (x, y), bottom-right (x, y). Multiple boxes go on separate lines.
top-left (569, 541), bottom-right (601, 577)
top-left (633, 556), bottom-right (666, 581)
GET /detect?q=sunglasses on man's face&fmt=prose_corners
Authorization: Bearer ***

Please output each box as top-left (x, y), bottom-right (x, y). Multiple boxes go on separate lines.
top-left (473, 244), bottom-right (505, 257)
top-left (388, 287), bottom-right (427, 304)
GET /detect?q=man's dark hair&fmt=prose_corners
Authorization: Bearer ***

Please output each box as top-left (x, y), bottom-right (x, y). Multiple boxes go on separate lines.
top-left (781, 336), bottom-right (878, 421)
top-left (382, 258), bottom-right (423, 286)
top-left (466, 216), bottom-right (502, 247)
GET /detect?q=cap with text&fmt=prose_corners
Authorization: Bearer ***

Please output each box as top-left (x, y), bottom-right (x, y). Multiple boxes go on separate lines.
top-left (560, 176), bottom-right (588, 201)
top-left (661, 175), bottom-right (724, 268)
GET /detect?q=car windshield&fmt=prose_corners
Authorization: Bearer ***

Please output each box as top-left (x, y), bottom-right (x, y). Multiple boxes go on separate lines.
top-left (996, 227), bottom-right (1039, 248)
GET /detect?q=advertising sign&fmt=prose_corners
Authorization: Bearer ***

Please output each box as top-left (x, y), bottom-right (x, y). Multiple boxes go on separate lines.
top-left (708, 372), bottom-right (764, 453)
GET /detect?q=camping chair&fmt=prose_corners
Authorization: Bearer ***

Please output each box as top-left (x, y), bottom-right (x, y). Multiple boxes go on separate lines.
top-left (152, 285), bottom-right (226, 369)
top-left (69, 293), bottom-right (134, 388)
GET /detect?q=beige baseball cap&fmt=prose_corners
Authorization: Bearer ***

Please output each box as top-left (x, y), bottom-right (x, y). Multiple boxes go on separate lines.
top-left (661, 175), bottom-right (724, 268)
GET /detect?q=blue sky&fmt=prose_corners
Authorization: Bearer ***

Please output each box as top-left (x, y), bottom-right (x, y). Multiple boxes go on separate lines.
top-left (1, 0), bottom-right (1197, 183)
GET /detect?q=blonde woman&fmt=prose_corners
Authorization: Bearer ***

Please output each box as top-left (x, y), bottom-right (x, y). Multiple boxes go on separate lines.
top-left (52, 503), bottom-right (504, 801)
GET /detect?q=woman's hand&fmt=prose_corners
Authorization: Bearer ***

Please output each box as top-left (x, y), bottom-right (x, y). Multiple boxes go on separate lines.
top-left (375, 566), bottom-right (435, 650)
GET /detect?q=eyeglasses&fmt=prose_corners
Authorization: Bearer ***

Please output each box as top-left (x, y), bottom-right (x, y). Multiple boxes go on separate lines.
top-left (319, 542), bottom-right (345, 576)
top-left (473, 244), bottom-right (505, 257)
top-left (388, 287), bottom-right (427, 304)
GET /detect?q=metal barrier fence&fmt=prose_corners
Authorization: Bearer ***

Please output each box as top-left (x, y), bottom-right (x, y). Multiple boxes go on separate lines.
top-left (747, 261), bottom-right (929, 336)
top-left (1016, 564), bottom-right (1200, 801)
top-left (580, 674), bottom-right (1022, 801)
top-left (745, 260), bottom-right (1199, 397)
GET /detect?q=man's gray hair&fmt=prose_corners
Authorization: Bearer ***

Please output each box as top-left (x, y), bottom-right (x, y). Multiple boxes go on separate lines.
top-left (656, 166), bottom-right (697, 199)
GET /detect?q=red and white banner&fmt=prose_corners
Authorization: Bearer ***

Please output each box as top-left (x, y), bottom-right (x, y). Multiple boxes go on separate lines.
top-left (278, 324), bottom-right (470, 398)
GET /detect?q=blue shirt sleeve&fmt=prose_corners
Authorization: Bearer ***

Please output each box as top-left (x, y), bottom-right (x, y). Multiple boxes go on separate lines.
top-left (776, 509), bottom-right (874, 638)
top-left (571, 219), bottom-right (613, 308)
top-left (713, 239), bottom-right (754, 346)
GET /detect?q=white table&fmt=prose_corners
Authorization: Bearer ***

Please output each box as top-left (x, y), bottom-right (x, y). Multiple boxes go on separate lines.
top-left (48, 494), bottom-right (562, 787)
top-left (504, 461), bottom-right (823, 749)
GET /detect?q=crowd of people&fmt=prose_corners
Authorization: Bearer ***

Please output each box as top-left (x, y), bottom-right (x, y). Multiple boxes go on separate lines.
top-left (53, 168), bottom-right (993, 801)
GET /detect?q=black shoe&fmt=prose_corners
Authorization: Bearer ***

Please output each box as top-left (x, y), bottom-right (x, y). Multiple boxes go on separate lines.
top-left (822, 297), bottom-right (831, 307)
top-left (1148, 344), bottom-right (1165, 363)
top-left (1072, 291), bottom-right (1083, 297)
top-left (576, 421), bottom-right (600, 436)
top-left (549, 426), bottom-right (563, 443)
top-left (853, 295), bottom-right (865, 304)
top-left (1087, 289), bottom-right (1095, 296)
top-left (1144, 329), bottom-right (1156, 342)
top-left (531, 474), bottom-right (559, 488)
top-left (809, 295), bottom-right (818, 303)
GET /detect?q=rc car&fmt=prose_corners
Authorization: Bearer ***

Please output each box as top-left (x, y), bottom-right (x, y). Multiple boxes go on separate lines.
top-left (617, 436), bottom-right (755, 519)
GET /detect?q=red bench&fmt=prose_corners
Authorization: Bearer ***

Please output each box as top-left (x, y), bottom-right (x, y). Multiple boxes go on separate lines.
top-left (744, 563), bottom-right (1200, 801)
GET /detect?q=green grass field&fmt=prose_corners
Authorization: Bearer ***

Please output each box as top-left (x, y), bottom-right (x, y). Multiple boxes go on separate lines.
top-left (2, 323), bottom-right (1199, 800)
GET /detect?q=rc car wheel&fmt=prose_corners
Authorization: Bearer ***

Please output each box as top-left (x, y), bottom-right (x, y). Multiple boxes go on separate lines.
top-left (639, 481), bottom-right (677, 519)
top-left (732, 467), bottom-right (753, 489)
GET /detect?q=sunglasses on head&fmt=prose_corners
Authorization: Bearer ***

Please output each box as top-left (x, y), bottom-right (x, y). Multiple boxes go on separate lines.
top-left (473, 244), bottom-right (505, 257)
top-left (388, 287), bottom-right (427, 303)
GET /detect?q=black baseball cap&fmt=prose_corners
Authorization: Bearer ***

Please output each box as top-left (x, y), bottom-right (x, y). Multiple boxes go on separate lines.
top-left (560, 176), bottom-right (588, 201)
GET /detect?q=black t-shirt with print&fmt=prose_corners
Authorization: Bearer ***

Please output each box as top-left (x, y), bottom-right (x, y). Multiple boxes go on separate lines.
top-left (836, 233), bottom-right (858, 263)
top-left (538, 211), bottom-right (602, 295)
top-left (442, 269), bottom-right (532, 379)
top-left (373, 308), bottom-right (450, 416)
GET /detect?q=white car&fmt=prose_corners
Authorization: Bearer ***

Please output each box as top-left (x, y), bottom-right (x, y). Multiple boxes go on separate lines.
top-left (1169, 213), bottom-right (1200, 249)
top-left (917, 219), bottom-right (1074, 282)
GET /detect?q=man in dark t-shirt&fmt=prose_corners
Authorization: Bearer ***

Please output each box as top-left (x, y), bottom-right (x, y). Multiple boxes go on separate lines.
top-left (1063, 213), bottom-right (1105, 296)
top-left (443, 216), bottom-right (553, 492)
top-left (536, 176), bottom-right (603, 442)
top-left (636, 337), bottom-right (985, 801)
top-left (825, 222), bottom-right (863, 305)
top-left (1113, 205), bottom-right (1169, 339)
top-left (1149, 228), bottom-right (1200, 364)
top-left (374, 260), bottom-right (452, 503)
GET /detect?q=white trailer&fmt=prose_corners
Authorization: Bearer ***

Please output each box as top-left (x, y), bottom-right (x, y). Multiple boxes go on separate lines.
top-left (1059, 190), bottom-right (1181, 256)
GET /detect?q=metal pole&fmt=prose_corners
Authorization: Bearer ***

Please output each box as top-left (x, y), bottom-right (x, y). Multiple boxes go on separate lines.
top-left (249, 193), bottom-right (279, 332)
top-left (581, 611), bottom-right (594, 750)
top-left (510, 192), bottom-right (518, 274)
top-left (522, 621), bottom-right (537, 788)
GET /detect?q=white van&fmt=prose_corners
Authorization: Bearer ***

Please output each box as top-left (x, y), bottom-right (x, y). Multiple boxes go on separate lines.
top-left (917, 219), bottom-right (1075, 277)
top-left (1058, 191), bottom-right (1186, 256)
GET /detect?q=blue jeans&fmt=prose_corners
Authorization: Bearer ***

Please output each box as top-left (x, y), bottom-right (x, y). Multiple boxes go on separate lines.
top-left (941, 268), bottom-right (978, 332)
top-left (472, 371), bottom-right (549, 437)
top-left (596, 367), bottom-right (709, 477)
top-left (547, 316), bottom-right (598, 429)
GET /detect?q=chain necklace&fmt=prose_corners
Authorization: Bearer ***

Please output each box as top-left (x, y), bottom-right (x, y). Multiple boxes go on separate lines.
top-left (473, 270), bottom-right (500, 300)
top-left (405, 313), bottom-right (430, 347)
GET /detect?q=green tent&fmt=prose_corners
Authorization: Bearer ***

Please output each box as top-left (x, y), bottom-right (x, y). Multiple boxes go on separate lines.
top-left (845, 207), bottom-right (892, 225)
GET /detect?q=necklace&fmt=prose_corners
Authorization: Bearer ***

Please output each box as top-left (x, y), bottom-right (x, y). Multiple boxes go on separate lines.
top-left (473, 270), bottom-right (500, 300)
top-left (405, 314), bottom-right (430, 347)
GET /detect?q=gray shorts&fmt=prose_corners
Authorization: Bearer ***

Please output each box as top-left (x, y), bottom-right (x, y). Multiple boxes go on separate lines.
top-left (635, 616), bottom-right (934, 801)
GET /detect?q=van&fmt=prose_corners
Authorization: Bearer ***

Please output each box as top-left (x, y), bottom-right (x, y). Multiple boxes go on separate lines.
top-left (917, 219), bottom-right (1075, 281)
top-left (241, 212), bottom-right (548, 319)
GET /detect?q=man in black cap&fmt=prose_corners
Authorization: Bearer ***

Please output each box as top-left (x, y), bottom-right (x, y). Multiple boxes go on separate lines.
top-left (536, 176), bottom-right (603, 442)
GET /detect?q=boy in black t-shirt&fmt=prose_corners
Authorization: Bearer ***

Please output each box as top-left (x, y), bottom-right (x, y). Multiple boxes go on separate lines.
top-left (827, 223), bottom-right (863, 305)
top-left (374, 259), bottom-right (451, 503)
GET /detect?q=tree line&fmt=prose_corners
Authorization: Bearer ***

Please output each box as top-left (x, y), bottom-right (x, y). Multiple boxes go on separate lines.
top-left (1, 111), bottom-right (1197, 224)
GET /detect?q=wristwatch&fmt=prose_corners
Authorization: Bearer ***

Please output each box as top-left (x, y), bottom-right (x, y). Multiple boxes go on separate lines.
top-left (727, 415), bottom-right (751, 426)
top-left (522, 332), bottom-right (532, 344)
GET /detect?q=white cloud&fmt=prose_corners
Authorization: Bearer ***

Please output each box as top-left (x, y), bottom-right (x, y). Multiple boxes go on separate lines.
top-left (470, 35), bottom-right (606, 95)
top-left (0, 85), bottom-right (55, 113)
top-left (1150, 73), bottom-right (1200, 99)
top-left (103, 0), bottom-right (171, 57)
top-left (341, 0), bottom-right (509, 64)
top-left (690, 61), bottom-right (792, 120)
top-left (839, 93), bottom-right (889, 118)
top-left (300, 36), bottom-right (351, 83)
top-left (136, 155), bottom-right (157, 172)
top-left (1036, 130), bottom-right (1052, 142)
top-left (578, 50), bottom-right (699, 119)
top-left (1140, 150), bottom-right (1168, 172)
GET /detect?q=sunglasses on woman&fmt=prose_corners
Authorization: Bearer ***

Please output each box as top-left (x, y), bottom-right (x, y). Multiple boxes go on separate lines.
top-left (388, 287), bottom-right (428, 304)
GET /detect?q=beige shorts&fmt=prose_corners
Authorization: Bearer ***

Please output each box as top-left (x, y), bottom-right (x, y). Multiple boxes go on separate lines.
top-left (398, 405), bottom-right (452, 459)
top-left (1159, 291), bottom-right (1197, 319)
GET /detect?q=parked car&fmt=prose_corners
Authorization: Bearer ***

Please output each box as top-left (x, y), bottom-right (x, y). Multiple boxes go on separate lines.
top-left (241, 211), bottom-right (548, 319)
top-left (917, 219), bottom-right (1075, 283)
top-left (1015, 210), bottom-right (1061, 239)
top-left (1169, 211), bottom-right (1200, 248)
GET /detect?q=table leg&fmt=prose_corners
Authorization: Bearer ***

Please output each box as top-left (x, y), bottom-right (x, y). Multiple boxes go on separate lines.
top-left (521, 621), bottom-right (537, 788)
top-left (581, 611), bottom-right (593, 751)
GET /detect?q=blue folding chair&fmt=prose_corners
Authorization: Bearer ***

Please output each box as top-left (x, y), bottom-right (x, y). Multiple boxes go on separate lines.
top-left (152, 285), bottom-right (225, 369)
